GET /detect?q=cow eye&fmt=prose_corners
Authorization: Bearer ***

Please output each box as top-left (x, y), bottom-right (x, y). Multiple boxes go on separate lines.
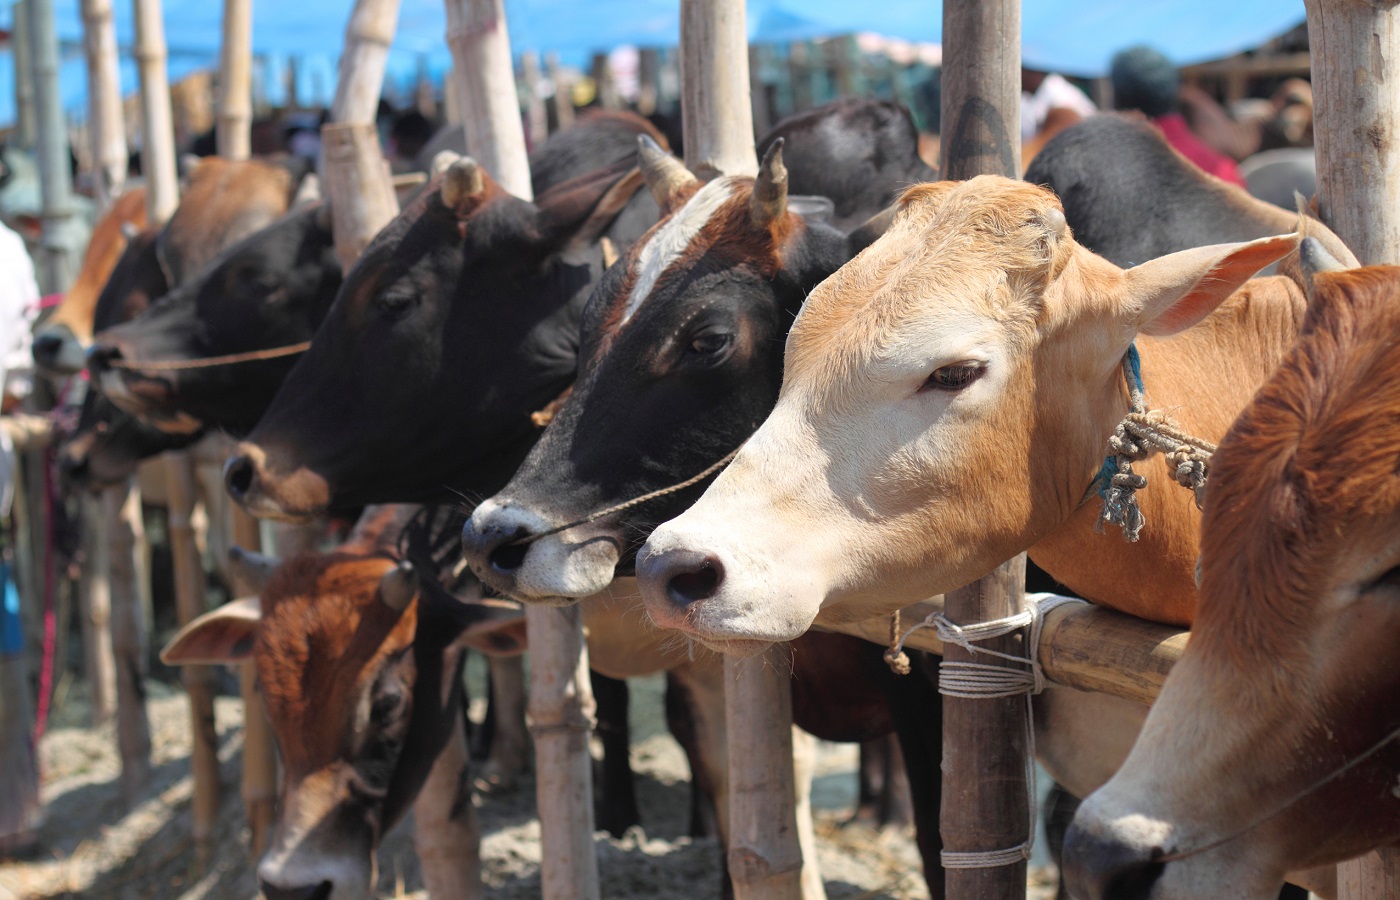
top-left (378, 293), bottom-right (415, 320)
top-left (689, 330), bottom-right (733, 357)
top-left (922, 362), bottom-right (985, 392)
top-left (370, 690), bottom-right (404, 723)
top-left (1363, 563), bottom-right (1400, 593)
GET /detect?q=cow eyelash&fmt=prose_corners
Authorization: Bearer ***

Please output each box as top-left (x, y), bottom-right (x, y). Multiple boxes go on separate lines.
top-left (922, 362), bottom-right (985, 392)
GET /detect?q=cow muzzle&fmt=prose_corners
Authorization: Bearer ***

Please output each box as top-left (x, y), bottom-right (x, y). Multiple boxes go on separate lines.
top-left (461, 498), bottom-right (620, 602)
top-left (224, 442), bottom-right (330, 523)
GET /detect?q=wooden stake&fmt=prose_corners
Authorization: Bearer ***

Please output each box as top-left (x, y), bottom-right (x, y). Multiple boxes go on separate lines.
top-left (321, 122), bottom-right (399, 270)
top-left (330, 0), bottom-right (402, 127)
top-left (484, 654), bottom-right (529, 781)
top-left (938, 3), bottom-right (1027, 895)
top-left (444, 0), bottom-right (532, 199)
top-left (679, 0), bottom-right (758, 179)
top-left (80, 0), bottom-right (128, 206)
top-left (525, 604), bottom-right (601, 900)
top-left (79, 494), bottom-right (117, 725)
top-left (165, 451), bottom-right (221, 870)
top-left (216, 0), bottom-right (253, 161)
top-left (521, 51), bottom-right (548, 147)
top-left (106, 479), bottom-right (152, 808)
top-left (637, 48), bottom-right (660, 117)
top-left (414, 695), bottom-right (482, 899)
top-left (11, 1), bottom-right (36, 150)
top-left (28, 0), bottom-right (78, 292)
top-left (590, 52), bottom-right (619, 109)
top-left (724, 650), bottom-right (805, 899)
top-left (545, 53), bottom-right (573, 132)
top-left (1304, 2), bottom-right (1400, 892)
top-left (230, 507), bottom-right (277, 856)
top-left (133, 0), bottom-right (180, 222)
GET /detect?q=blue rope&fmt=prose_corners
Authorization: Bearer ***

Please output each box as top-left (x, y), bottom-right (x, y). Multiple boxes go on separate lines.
top-left (1096, 343), bottom-right (1143, 504)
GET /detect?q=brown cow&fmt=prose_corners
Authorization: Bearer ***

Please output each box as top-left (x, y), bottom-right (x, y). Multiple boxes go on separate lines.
top-left (31, 187), bottom-right (148, 375)
top-left (1063, 243), bottom-right (1400, 900)
top-left (163, 513), bottom-right (526, 900)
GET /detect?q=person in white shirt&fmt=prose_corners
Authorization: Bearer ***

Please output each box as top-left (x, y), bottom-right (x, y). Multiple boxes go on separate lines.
top-left (1021, 67), bottom-right (1098, 142)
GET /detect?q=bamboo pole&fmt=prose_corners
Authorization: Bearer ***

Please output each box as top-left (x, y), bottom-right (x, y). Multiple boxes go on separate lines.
top-left (79, 495), bottom-right (117, 725)
top-left (28, 0), bottom-right (78, 292)
top-left (524, 604), bottom-right (600, 900)
top-left (484, 654), bottom-right (529, 781)
top-left (590, 53), bottom-right (619, 109)
top-left (545, 52), bottom-right (573, 132)
top-left (444, 0), bottom-right (532, 199)
top-left (216, 0), bottom-right (253, 161)
top-left (230, 508), bottom-right (276, 856)
top-left (165, 452), bottom-right (221, 870)
top-left (413, 704), bottom-right (482, 898)
top-left (637, 48), bottom-right (660, 117)
top-left (521, 51), bottom-right (548, 147)
top-left (12, 1), bottom-right (36, 150)
top-left (80, 0), bottom-right (128, 207)
top-left (322, 123), bottom-right (399, 270)
top-left (106, 480), bottom-right (152, 807)
top-left (679, 0), bottom-right (758, 179)
top-left (133, 0), bottom-right (180, 222)
top-left (938, 2), bottom-right (1027, 896)
top-left (330, 0), bottom-right (402, 126)
top-left (1304, 2), bottom-right (1400, 893)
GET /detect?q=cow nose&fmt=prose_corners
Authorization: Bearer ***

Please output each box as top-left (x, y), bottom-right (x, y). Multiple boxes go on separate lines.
top-left (258, 880), bottom-right (333, 900)
top-left (224, 454), bottom-right (256, 502)
top-left (1061, 823), bottom-right (1166, 900)
top-left (461, 519), bottom-right (531, 577)
top-left (87, 342), bottom-right (123, 374)
top-left (31, 332), bottom-right (65, 368)
top-left (638, 547), bottom-right (725, 607)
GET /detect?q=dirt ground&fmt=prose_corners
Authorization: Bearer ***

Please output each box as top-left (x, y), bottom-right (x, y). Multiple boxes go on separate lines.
top-left (0, 664), bottom-right (1059, 900)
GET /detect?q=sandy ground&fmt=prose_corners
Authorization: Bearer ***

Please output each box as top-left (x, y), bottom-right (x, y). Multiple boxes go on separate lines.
top-left (0, 665), bottom-right (1059, 900)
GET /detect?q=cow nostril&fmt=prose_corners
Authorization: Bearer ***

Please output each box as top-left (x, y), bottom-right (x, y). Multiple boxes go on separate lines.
top-left (32, 333), bottom-right (62, 364)
top-left (87, 343), bottom-right (122, 373)
top-left (224, 455), bottom-right (255, 501)
top-left (257, 880), bottom-right (333, 900)
top-left (667, 556), bottom-right (723, 605)
top-left (489, 538), bottom-right (529, 573)
top-left (1104, 859), bottom-right (1165, 900)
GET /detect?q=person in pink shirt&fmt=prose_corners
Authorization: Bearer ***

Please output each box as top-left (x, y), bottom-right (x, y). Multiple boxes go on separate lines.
top-left (1110, 45), bottom-right (1247, 187)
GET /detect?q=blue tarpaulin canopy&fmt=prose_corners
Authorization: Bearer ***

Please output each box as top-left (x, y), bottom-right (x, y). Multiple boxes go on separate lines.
top-left (0, 0), bottom-right (1306, 127)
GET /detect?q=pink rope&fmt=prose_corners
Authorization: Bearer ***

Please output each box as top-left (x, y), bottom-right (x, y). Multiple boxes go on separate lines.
top-left (33, 448), bottom-right (57, 744)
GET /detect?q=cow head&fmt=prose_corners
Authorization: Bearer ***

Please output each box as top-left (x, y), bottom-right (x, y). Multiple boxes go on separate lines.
top-left (461, 138), bottom-right (859, 602)
top-left (161, 549), bottom-right (525, 900)
top-left (225, 153), bottom-right (643, 522)
top-left (1063, 245), bottom-right (1400, 900)
top-left (58, 387), bottom-right (203, 491)
top-left (637, 176), bottom-right (1297, 654)
top-left (88, 203), bottom-right (341, 436)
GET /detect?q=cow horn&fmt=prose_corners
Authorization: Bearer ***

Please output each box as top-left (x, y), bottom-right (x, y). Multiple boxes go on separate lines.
top-left (637, 135), bottom-right (697, 208)
top-left (440, 157), bottom-right (486, 212)
top-left (431, 150), bottom-right (461, 179)
top-left (228, 545), bottom-right (281, 593)
top-left (379, 561), bottom-right (417, 613)
top-left (292, 172), bottom-right (322, 206)
top-left (750, 138), bottom-right (789, 228)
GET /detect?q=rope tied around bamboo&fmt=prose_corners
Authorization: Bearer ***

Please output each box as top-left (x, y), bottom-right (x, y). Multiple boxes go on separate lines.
top-left (884, 593), bottom-right (1081, 869)
top-left (1097, 343), bottom-right (1217, 542)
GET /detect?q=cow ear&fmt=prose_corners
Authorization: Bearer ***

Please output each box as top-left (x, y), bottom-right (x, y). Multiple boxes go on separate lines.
top-left (788, 195), bottom-right (835, 224)
top-left (1124, 232), bottom-right (1300, 337)
top-left (537, 161), bottom-right (646, 254)
top-left (161, 596), bottom-right (262, 665)
top-left (293, 172), bottom-right (322, 206)
top-left (454, 599), bottom-right (528, 656)
top-left (379, 561), bottom-right (418, 613)
top-left (228, 545), bottom-right (281, 593)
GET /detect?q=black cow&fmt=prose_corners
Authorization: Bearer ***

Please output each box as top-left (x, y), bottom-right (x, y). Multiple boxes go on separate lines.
top-left (88, 203), bottom-right (342, 436)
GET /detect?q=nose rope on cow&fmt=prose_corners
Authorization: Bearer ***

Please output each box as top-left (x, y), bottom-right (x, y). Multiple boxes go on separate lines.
top-left (106, 340), bottom-right (312, 372)
top-left (883, 592), bottom-right (1084, 869)
top-left (1095, 344), bottom-right (1217, 542)
top-left (1152, 722), bottom-right (1400, 865)
top-left (504, 444), bottom-right (745, 548)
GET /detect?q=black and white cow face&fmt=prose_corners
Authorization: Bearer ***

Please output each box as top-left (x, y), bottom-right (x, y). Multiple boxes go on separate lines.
top-left (461, 140), bottom-right (863, 602)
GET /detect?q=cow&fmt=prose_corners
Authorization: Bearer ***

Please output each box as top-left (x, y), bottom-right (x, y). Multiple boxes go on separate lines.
top-left (1062, 243), bottom-right (1400, 900)
top-left (31, 187), bottom-right (149, 375)
top-left (162, 510), bottom-right (528, 900)
top-left (87, 202), bottom-right (342, 436)
top-left (633, 176), bottom-right (1351, 898)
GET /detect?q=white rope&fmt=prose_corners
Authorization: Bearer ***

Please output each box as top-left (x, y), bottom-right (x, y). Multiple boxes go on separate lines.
top-left (889, 592), bottom-right (1085, 870)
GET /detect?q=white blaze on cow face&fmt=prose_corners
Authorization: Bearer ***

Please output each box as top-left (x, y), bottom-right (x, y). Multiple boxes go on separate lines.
top-left (638, 175), bottom-right (1297, 652)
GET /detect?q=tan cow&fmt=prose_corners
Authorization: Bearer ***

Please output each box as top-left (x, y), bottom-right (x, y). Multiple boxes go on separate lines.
top-left (638, 175), bottom-right (1325, 648)
top-left (1062, 244), bottom-right (1400, 900)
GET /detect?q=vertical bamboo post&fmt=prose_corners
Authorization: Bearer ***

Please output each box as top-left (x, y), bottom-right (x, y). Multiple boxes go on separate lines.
top-left (679, 0), bottom-right (758, 179)
top-left (216, 0), bottom-right (253, 160)
top-left (545, 52), bottom-right (573, 132)
top-left (80, 0), bottom-right (128, 207)
top-left (443, 3), bottom-right (600, 895)
top-left (590, 52), bottom-right (619, 109)
top-left (678, 1), bottom-right (811, 896)
top-left (79, 495), bottom-right (117, 724)
top-left (230, 508), bottom-right (277, 856)
top-left (106, 479), bottom-right (152, 808)
top-left (165, 452), bottom-right (221, 870)
top-left (637, 47), bottom-right (660, 117)
top-left (134, 0), bottom-right (180, 222)
top-left (1304, 1), bottom-right (1400, 894)
top-left (938, 4), bottom-right (1027, 899)
top-left (444, 0), bottom-right (532, 199)
top-left (28, 0), bottom-right (78, 292)
top-left (413, 706), bottom-right (482, 898)
top-left (322, 0), bottom-right (401, 271)
top-left (524, 604), bottom-right (600, 900)
top-left (12, 1), bottom-right (36, 150)
top-left (521, 51), bottom-right (548, 147)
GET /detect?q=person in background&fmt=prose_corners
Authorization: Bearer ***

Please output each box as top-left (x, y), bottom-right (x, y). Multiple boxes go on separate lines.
top-left (1021, 66), bottom-right (1097, 142)
top-left (1110, 45), bottom-right (1246, 187)
top-left (388, 110), bottom-right (436, 173)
